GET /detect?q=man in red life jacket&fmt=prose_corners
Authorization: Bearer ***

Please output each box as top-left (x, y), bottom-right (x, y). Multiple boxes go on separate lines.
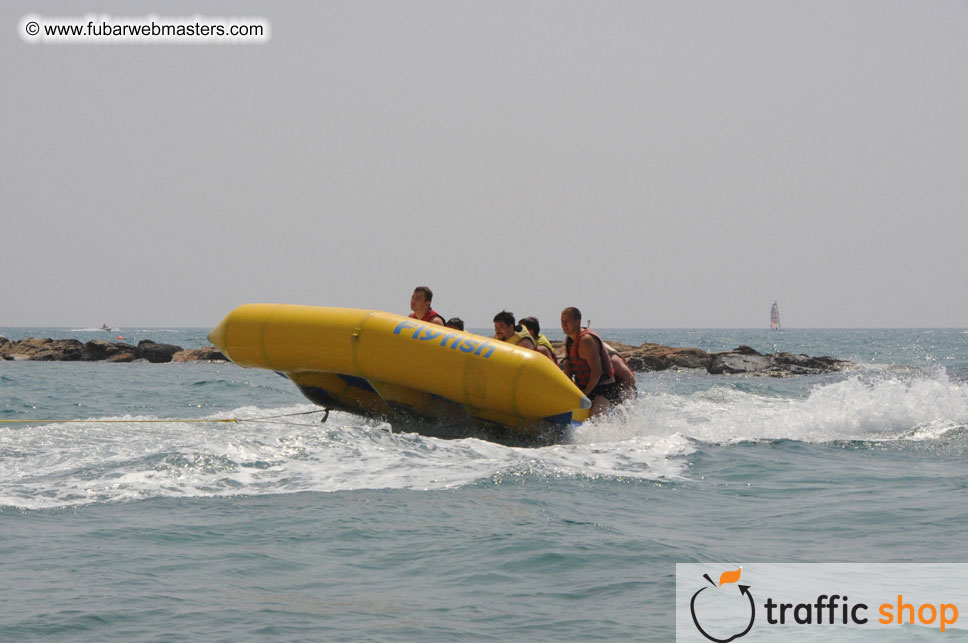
top-left (561, 306), bottom-right (621, 416)
top-left (409, 286), bottom-right (445, 325)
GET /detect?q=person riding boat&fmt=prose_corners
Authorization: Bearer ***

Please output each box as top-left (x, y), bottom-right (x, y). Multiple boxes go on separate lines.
top-left (601, 341), bottom-right (637, 400)
top-left (519, 316), bottom-right (557, 363)
top-left (492, 311), bottom-right (535, 350)
top-left (409, 286), bottom-right (445, 325)
top-left (560, 306), bottom-right (620, 417)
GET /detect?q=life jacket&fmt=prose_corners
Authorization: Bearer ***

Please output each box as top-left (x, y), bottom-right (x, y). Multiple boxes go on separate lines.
top-left (535, 334), bottom-right (557, 361)
top-left (504, 327), bottom-right (535, 348)
top-left (410, 308), bottom-right (444, 324)
top-left (566, 329), bottom-right (615, 390)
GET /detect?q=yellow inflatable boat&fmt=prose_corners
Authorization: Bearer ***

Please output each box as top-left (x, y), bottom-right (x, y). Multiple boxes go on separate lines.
top-left (209, 304), bottom-right (591, 437)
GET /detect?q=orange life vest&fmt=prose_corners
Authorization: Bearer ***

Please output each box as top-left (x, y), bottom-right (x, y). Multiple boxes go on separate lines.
top-left (566, 329), bottom-right (614, 390)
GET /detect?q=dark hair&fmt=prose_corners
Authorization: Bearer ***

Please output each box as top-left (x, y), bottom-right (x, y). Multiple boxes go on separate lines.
top-left (445, 317), bottom-right (464, 331)
top-left (493, 310), bottom-right (515, 326)
top-left (519, 316), bottom-right (540, 335)
top-left (562, 307), bottom-right (582, 322)
top-left (413, 286), bottom-right (433, 302)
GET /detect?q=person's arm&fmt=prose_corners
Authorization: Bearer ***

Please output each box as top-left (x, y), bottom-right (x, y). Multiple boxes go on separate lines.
top-left (578, 335), bottom-right (602, 395)
top-left (519, 337), bottom-right (535, 350)
top-left (430, 316), bottom-right (444, 326)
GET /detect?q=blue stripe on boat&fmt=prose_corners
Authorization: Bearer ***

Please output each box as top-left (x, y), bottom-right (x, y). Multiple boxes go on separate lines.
top-left (338, 374), bottom-right (377, 393)
top-left (542, 411), bottom-right (575, 426)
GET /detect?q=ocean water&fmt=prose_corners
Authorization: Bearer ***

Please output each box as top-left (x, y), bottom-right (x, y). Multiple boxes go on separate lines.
top-left (2, 328), bottom-right (968, 641)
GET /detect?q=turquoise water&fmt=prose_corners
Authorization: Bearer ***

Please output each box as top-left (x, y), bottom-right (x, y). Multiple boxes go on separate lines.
top-left (2, 328), bottom-right (967, 640)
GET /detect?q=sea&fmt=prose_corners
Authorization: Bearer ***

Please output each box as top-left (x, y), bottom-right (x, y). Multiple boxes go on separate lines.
top-left (2, 326), bottom-right (967, 642)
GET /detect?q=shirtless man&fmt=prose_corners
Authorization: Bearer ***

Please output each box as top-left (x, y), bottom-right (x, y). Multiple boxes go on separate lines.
top-left (409, 286), bottom-right (444, 325)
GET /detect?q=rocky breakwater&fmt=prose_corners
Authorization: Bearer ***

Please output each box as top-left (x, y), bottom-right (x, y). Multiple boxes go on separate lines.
top-left (2, 335), bottom-right (848, 375)
top-left (552, 341), bottom-right (851, 377)
top-left (0, 337), bottom-right (226, 363)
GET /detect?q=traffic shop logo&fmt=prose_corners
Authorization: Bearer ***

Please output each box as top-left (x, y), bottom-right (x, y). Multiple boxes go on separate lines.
top-left (689, 568), bottom-right (755, 642)
top-left (685, 565), bottom-right (961, 640)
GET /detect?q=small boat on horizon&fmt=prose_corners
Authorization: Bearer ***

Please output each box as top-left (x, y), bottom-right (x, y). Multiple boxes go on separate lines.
top-left (770, 302), bottom-right (781, 331)
top-left (100, 323), bottom-right (113, 332)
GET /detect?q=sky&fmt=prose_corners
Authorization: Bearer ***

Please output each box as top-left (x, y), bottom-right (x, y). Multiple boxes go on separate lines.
top-left (2, 1), bottom-right (966, 328)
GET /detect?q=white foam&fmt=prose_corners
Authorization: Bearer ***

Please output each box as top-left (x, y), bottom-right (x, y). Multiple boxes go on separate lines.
top-left (3, 369), bottom-right (966, 508)
top-left (0, 402), bottom-right (691, 508)
top-left (641, 369), bottom-right (968, 444)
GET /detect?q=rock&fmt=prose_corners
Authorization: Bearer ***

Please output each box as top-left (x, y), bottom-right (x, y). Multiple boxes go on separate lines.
top-left (0, 333), bottom-right (849, 376)
top-left (105, 352), bottom-right (138, 363)
top-left (136, 340), bottom-right (183, 363)
top-left (627, 344), bottom-right (713, 371)
top-left (552, 337), bottom-right (849, 377)
top-left (550, 340), bottom-right (714, 371)
top-left (0, 337), bottom-right (84, 361)
top-left (708, 352), bottom-right (774, 375)
top-left (701, 346), bottom-right (849, 376)
top-left (172, 346), bottom-right (227, 362)
top-left (733, 345), bottom-right (761, 355)
top-left (0, 336), bottom-right (215, 363)
top-left (82, 340), bottom-right (138, 361)
top-left (770, 352), bottom-right (851, 376)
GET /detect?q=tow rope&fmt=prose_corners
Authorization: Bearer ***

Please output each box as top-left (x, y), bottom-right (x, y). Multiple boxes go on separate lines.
top-left (0, 409), bottom-right (332, 426)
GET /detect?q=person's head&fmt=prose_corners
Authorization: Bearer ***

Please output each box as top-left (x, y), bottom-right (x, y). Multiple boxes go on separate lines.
top-left (560, 307), bottom-right (582, 337)
top-left (445, 317), bottom-right (464, 331)
top-left (410, 286), bottom-right (433, 314)
top-left (519, 316), bottom-right (540, 339)
top-left (493, 310), bottom-right (516, 341)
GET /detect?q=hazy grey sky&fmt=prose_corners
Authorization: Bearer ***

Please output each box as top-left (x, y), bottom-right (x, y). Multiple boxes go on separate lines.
top-left (3, 1), bottom-right (966, 328)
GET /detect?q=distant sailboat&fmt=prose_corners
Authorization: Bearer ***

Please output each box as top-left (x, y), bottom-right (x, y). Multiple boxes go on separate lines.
top-left (770, 302), bottom-right (781, 331)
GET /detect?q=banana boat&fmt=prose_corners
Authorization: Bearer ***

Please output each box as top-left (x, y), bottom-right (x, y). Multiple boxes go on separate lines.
top-left (209, 304), bottom-right (591, 437)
